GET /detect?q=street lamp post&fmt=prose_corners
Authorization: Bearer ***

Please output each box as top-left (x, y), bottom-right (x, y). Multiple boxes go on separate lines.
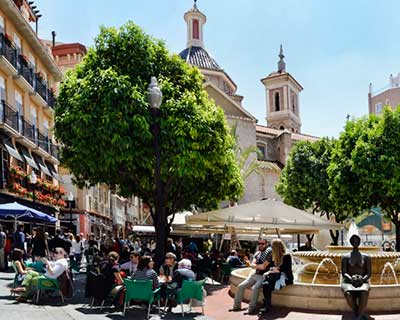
top-left (68, 192), bottom-right (74, 233)
top-left (147, 76), bottom-right (164, 266)
top-left (30, 171), bottom-right (37, 204)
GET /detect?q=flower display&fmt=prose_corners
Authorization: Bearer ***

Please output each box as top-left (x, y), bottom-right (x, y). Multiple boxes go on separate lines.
top-left (7, 165), bottom-right (66, 207)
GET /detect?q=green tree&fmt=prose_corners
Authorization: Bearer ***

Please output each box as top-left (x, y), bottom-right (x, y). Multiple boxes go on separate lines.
top-left (276, 138), bottom-right (346, 245)
top-left (54, 22), bottom-right (243, 265)
top-left (329, 108), bottom-right (400, 250)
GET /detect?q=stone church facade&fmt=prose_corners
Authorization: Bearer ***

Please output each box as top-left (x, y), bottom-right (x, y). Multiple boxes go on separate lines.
top-left (180, 3), bottom-right (318, 204)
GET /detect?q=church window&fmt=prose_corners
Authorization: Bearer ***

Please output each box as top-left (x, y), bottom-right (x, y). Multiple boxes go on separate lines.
top-left (274, 92), bottom-right (280, 111)
top-left (292, 93), bottom-right (296, 113)
top-left (375, 102), bottom-right (383, 114)
top-left (192, 19), bottom-right (199, 39)
top-left (257, 144), bottom-right (266, 160)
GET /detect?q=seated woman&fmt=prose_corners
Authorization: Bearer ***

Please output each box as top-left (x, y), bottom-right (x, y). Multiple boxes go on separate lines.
top-left (132, 255), bottom-right (159, 290)
top-left (12, 247), bottom-right (68, 301)
top-left (99, 251), bottom-right (124, 299)
top-left (11, 249), bottom-right (37, 285)
top-left (259, 239), bottom-right (293, 314)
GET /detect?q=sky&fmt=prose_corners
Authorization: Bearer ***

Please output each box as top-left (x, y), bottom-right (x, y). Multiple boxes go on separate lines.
top-left (33, 0), bottom-right (400, 138)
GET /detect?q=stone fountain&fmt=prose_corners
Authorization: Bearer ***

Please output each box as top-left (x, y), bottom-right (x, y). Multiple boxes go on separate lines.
top-left (230, 233), bottom-right (400, 312)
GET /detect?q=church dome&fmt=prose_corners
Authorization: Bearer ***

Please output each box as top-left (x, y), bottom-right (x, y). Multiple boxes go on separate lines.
top-left (179, 46), bottom-right (222, 71)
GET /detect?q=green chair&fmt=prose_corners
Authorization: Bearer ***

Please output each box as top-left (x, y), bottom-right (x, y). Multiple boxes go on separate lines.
top-left (219, 262), bottom-right (232, 284)
top-left (174, 279), bottom-right (206, 317)
top-left (35, 276), bottom-right (64, 304)
top-left (123, 279), bottom-right (161, 319)
top-left (10, 263), bottom-right (23, 297)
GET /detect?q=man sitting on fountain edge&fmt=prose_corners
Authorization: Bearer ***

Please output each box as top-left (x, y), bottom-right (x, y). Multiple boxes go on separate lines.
top-left (230, 236), bottom-right (272, 315)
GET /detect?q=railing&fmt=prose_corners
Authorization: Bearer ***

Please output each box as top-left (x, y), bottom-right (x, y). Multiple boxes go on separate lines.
top-left (35, 73), bottom-right (47, 101)
top-left (0, 100), bottom-right (18, 131)
top-left (0, 100), bottom-right (59, 159)
top-left (22, 118), bottom-right (35, 143)
top-left (37, 130), bottom-right (49, 153)
top-left (0, 32), bottom-right (56, 109)
top-left (18, 55), bottom-right (34, 87)
top-left (0, 34), bottom-right (17, 70)
top-left (50, 144), bottom-right (59, 159)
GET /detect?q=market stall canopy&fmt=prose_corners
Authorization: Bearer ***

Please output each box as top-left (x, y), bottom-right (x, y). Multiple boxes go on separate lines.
top-left (185, 199), bottom-right (342, 233)
top-left (0, 202), bottom-right (57, 223)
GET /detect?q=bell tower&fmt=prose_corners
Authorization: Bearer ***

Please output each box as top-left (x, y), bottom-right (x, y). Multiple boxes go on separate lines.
top-left (184, 0), bottom-right (207, 49)
top-left (260, 46), bottom-right (303, 133)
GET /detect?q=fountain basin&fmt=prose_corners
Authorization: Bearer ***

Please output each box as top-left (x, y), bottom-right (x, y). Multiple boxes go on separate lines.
top-left (294, 246), bottom-right (400, 284)
top-left (230, 267), bottom-right (400, 312)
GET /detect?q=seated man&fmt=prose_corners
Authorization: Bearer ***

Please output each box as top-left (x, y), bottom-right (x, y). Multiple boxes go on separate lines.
top-left (230, 237), bottom-right (272, 315)
top-left (159, 252), bottom-right (178, 280)
top-left (120, 251), bottom-right (139, 276)
top-left (227, 250), bottom-right (245, 268)
top-left (170, 259), bottom-right (196, 289)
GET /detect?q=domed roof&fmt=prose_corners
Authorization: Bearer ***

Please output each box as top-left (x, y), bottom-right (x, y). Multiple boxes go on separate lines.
top-left (179, 46), bottom-right (222, 71)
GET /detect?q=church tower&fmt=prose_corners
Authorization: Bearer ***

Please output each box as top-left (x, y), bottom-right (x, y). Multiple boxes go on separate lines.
top-left (260, 46), bottom-right (303, 133)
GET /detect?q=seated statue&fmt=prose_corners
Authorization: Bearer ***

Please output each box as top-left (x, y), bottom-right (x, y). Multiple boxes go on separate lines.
top-left (341, 234), bottom-right (371, 319)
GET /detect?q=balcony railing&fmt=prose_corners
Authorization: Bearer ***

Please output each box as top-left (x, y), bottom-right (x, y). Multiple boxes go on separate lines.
top-left (0, 100), bottom-right (18, 131)
top-left (18, 55), bottom-right (34, 87)
top-left (0, 34), bottom-right (17, 70)
top-left (0, 32), bottom-right (56, 109)
top-left (0, 100), bottom-right (59, 159)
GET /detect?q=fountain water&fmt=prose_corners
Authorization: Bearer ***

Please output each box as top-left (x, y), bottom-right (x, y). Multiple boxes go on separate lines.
top-left (311, 258), bottom-right (339, 284)
top-left (380, 262), bottom-right (399, 285)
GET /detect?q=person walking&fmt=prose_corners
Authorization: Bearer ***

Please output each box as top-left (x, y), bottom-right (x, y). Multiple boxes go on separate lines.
top-left (0, 225), bottom-right (6, 271)
top-left (13, 224), bottom-right (25, 251)
top-left (230, 237), bottom-right (272, 315)
top-left (31, 227), bottom-right (48, 260)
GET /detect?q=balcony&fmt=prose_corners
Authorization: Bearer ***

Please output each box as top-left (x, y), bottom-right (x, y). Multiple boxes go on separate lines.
top-left (14, 54), bottom-right (34, 92)
top-left (30, 73), bottom-right (56, 109)
top-left (0, 100), bottom-right (59, 159)
top-left (0, 33), bottom-right (18, 75)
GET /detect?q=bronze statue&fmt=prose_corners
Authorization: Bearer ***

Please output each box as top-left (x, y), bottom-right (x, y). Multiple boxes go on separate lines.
top-left (341, 234), bottom-right (371, 319)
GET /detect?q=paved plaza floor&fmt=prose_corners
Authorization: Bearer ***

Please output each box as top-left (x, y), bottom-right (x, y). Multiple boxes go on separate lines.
top-left (0, 270), bottom-right (400, 320)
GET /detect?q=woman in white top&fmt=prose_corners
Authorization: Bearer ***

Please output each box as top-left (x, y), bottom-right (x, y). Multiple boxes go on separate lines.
top-left (71, 235), bottom-right (83, 267)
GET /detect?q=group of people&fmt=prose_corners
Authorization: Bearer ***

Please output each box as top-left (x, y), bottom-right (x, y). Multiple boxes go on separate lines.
top-left (231, 237), bottom-right (293, 315)
top-left (87, 249), bottom-right (196, 311)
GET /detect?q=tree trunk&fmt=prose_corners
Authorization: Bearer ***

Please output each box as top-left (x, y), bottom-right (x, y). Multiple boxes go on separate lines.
top-left (153, 209), bottom-right (168, 269)
top-left (306, 234), bottom-right (314, 242)
top-left (329, 230), bottom-right (339, 245)
top-left (396, 221), bottom-right (400, 252)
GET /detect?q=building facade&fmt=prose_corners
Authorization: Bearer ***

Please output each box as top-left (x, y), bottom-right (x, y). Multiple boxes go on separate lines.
top-left (0, 0), bottom-right (63, 224)
top-left (180, 3), bottom-right (318, 203)
top-left (368, 74), bottom-right (400, 115)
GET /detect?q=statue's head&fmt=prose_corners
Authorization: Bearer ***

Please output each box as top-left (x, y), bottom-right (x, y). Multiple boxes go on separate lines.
top-left (349, 234), bottom-right (361, 248)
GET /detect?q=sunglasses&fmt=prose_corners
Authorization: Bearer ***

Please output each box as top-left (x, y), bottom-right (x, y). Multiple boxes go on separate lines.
top-left (258, 242), bottom-right (266, 246)
top-left (55, 250), bottom-right (64, 254)
top-left (130, 256), bottom-right (136, 259)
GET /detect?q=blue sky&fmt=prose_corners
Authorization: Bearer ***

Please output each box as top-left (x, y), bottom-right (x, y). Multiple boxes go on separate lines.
top-left (34, 0), bottom-right (400, 138)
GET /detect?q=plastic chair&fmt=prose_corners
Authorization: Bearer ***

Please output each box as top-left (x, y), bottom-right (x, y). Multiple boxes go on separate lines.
top-left (123, 279), bottom-right (161, 319)
top-left (10, 263), bottom-right (22, 296)
top-left (173, 279), bottom-right (206, 317)
top-left (219, 262), bottom-right (232, 284)
top-left (35, 276), bottom-right (64, 304)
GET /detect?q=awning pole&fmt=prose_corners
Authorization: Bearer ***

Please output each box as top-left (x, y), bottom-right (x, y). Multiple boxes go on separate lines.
top-left (275, 228), bottom-right (281, 238)
top-left (297, 234), bottom-right (300, 249)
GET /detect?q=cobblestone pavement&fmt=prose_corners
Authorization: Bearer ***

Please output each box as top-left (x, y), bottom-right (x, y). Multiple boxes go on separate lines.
top-left (1, 270), bottom-right (400, 320)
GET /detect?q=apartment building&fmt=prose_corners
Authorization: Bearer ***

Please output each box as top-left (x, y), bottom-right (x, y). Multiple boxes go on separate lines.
top-left (368, 74), bottom-right (400, 115)
top-left (0, 0), bottom-right (63, 220)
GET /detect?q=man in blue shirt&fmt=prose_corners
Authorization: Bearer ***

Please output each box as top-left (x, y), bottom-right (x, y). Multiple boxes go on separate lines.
top-left (13, 224), bottom-right (25, 251)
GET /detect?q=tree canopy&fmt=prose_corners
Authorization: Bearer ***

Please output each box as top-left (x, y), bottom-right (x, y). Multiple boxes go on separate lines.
top-left (328, 108), bottom-right (400, 250)
top-left (276, 138), bottom-right (345, 244)
top-left (54, 22), bottom-right (243, 261)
